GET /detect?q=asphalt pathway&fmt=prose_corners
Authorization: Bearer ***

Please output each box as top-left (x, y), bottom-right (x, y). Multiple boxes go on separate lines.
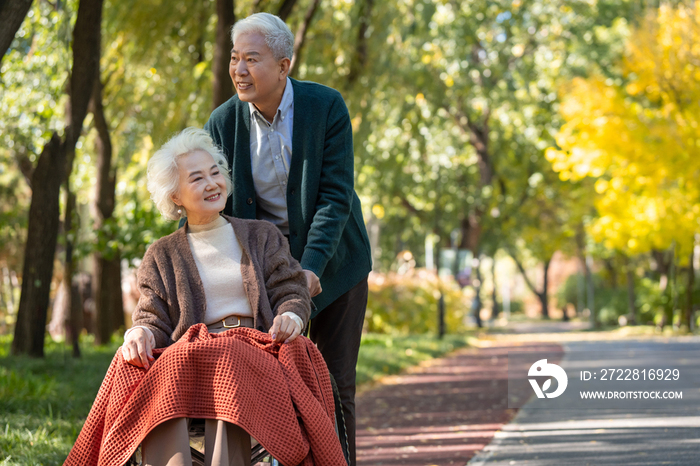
top-left (468, 337), bottom-right (700, 466)
top-left (356, 324), bottom-right (700, 466)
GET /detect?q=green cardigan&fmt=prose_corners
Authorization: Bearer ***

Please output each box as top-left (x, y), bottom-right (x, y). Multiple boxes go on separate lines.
top-left (204, 78), bottom-right (372, 314)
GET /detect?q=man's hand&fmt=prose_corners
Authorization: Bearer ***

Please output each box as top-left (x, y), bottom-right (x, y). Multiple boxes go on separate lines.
top-left (303, 269), bottom-right (322, 297)
top-left (122, 327), bottom-right (155, 369)
top-left (269, 314), bottom-right (302, 343)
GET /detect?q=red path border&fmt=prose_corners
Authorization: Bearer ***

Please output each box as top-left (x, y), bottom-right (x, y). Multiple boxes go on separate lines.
top-left (356, 342), bottom-right (563, 465)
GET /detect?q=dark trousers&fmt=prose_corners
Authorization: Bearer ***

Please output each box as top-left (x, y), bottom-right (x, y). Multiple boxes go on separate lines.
top-left (309, 277), bottom-right (368, 466)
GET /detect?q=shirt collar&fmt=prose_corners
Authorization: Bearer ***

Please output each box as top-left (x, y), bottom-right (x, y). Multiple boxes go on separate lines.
top-left (248, 77), bottom-right (294, 123)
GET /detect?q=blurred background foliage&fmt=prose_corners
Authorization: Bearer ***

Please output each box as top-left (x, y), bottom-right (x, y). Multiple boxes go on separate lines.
top-left (0, 0), bottom-right (699, 344)
top-left (365, 270), bottom-right (470, 334)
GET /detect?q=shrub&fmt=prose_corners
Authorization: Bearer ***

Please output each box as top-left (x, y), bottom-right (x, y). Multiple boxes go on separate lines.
top-left (556, 272), bottom-right (690, 326)
top-left (365, 269), bottom-right (471, 334)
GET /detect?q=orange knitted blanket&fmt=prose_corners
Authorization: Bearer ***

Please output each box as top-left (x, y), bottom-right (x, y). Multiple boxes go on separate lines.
top-left (64, 324), bottom-right (346, 466)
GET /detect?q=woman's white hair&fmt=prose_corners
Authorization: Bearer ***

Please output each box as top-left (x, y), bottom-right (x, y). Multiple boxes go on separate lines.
top-left (231, 13), bottom-right (294, 61)
top-left (147, 127), bottom-right (232, 221)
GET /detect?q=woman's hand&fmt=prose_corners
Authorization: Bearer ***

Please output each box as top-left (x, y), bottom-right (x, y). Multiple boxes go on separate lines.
top-left (122, 327), bottom-right (155, 369)
top-left (269, 314), bottom-right (302, 344)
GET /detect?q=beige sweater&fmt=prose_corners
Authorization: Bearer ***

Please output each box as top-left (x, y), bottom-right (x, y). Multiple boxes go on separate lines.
top-left (186, 216), bottom-right (254, 323)
top-left (132, 215), bottom-right (310, 348)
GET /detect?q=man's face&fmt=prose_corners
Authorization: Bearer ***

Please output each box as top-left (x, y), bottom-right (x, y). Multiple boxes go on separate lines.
top-left (229, 32), bottom-right (288, 114)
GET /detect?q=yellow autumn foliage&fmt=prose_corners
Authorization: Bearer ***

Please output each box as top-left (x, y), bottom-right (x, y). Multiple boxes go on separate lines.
top-left (547, 4), bottom-right (700, 259)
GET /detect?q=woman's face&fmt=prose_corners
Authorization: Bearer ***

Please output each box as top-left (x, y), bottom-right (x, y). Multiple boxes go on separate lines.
top-left (171, 150), bottom-right (227, 225)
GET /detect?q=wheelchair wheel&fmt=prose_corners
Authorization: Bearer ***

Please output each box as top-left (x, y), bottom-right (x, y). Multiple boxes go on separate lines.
top-left (328, 372), bottom-right (350, 465)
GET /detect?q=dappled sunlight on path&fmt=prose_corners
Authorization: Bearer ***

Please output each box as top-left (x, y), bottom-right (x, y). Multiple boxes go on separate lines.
top-left (356, 341), bottom-right (563, 465)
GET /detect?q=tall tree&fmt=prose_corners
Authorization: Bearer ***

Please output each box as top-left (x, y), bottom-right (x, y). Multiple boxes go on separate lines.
top-left (212, 0), bottom-right (235, 110)
top-left (12, 134), bottom-right (64, 357)
top-left (12, 0), bottom-right (103, 357)
top-left (547, 3), bottom-right (700, 325)
top-left (91, 74), bottom-right (124, 344)
top-left (548, 3), bottom-right (700, 257)
top-left (288, 0), bottom-right (321, 76)
top-left (276, 0), bottom-right (298, 21)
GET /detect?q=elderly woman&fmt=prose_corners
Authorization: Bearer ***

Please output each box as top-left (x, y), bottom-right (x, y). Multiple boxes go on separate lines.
top-left (128, 127), bottom-right (311, 465)
top-left (114, 127), bottom-right (311, 466)
top-left (124, 126), bottom-right (308, 365)
top-left (66, 128), bottom-right (321, 466)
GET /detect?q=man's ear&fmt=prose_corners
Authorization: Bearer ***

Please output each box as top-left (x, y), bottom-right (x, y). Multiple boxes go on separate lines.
top-left (279, 57), bottom-right (291, 79)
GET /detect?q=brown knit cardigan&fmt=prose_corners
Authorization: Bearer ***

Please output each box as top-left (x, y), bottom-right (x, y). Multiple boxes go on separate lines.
top-left (133, 215), bottom-right (311, 348)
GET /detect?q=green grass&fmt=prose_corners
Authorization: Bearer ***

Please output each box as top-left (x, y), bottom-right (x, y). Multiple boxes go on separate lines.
top-left (0, 335), bottom-right (121, 465)
top-left (356, 333), bottom-right (472, 386)
top-left (0, 332), bottom-right (471, 465)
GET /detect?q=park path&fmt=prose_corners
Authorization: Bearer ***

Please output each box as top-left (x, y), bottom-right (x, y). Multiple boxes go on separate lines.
top-left (466, 336), bottom-right (700, 466)
top-left (357, 323), bottom-right (700, 466)
top-left (355, 331), bottom-right (564, 465)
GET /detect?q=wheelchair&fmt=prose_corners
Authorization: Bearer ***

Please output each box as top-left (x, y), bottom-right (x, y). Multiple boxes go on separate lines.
top-left (126, 314), bottom-right (347, 466)
top-left (126, 371), bottom-right (348, 466)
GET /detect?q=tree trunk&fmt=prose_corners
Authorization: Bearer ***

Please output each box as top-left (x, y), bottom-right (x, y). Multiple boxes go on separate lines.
top-left (0, 0), bottom-right (33, 67)
top-left (576, 271), bottom-right (584, 316)
top-left (68, 278), bottom-right (84, 357)
top-left (288, 0), bottom-right (321, 77)
top-left (626, 257), bottom-right (637, 325)
top-left (576, 225), bottom-right (596, 327)
top-left (491, 256), bottom-right (499, 319)
top-left (453, 108), bottom-right (491, 269)
top-left (345, 0), bottom-right (374, 90)
top-left (652, 249), bottom-right (672, 284)
top-left (586, 253), bottom-right (597, 328)
top-left (62, 190), bottom-right (81, 357)
top-left (472, 258), bottom-right (483, 328)
top-left (212, 0), bottom-right (235, 110)
top-left (509, 250), bottom-right (551, 319)
top-left (62, 0), bottom-right (104, 345)
top-left (93, 253), bottom-right (123, 343)
top-left (659, 246), bottom-right (678, 329)
top-left (91, 75), bottom-right (124, 344)
top-left (276, 0), bottom-right (298, 21)
top-left (604, 258), bottom-right (618, 289)
top-left (684, 248), bottom-right (695, 329)
top-left (12, 0), bottom-right (103, 356)
top-left (65, 0), bottom-right (103, 156)
top-left (540, 258), bottom-right (551, 319)
top-left (433, 223), bottom-right (447, 334)
top-left (12, 134), bottom-right (64, 357)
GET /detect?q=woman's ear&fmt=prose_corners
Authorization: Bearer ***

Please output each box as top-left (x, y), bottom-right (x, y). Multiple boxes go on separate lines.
top-left (171, 193), bottom-right (181, 206)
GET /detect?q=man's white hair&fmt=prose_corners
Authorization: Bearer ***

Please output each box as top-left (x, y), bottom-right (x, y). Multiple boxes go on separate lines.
top-left (231, 12), bottom-right (294, 60)
top-left (147, 127), bottom-right (232, 221)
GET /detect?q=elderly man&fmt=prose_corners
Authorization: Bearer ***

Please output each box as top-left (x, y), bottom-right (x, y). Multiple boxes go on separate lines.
top-left (204, 12), bottom-right (372, 465)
